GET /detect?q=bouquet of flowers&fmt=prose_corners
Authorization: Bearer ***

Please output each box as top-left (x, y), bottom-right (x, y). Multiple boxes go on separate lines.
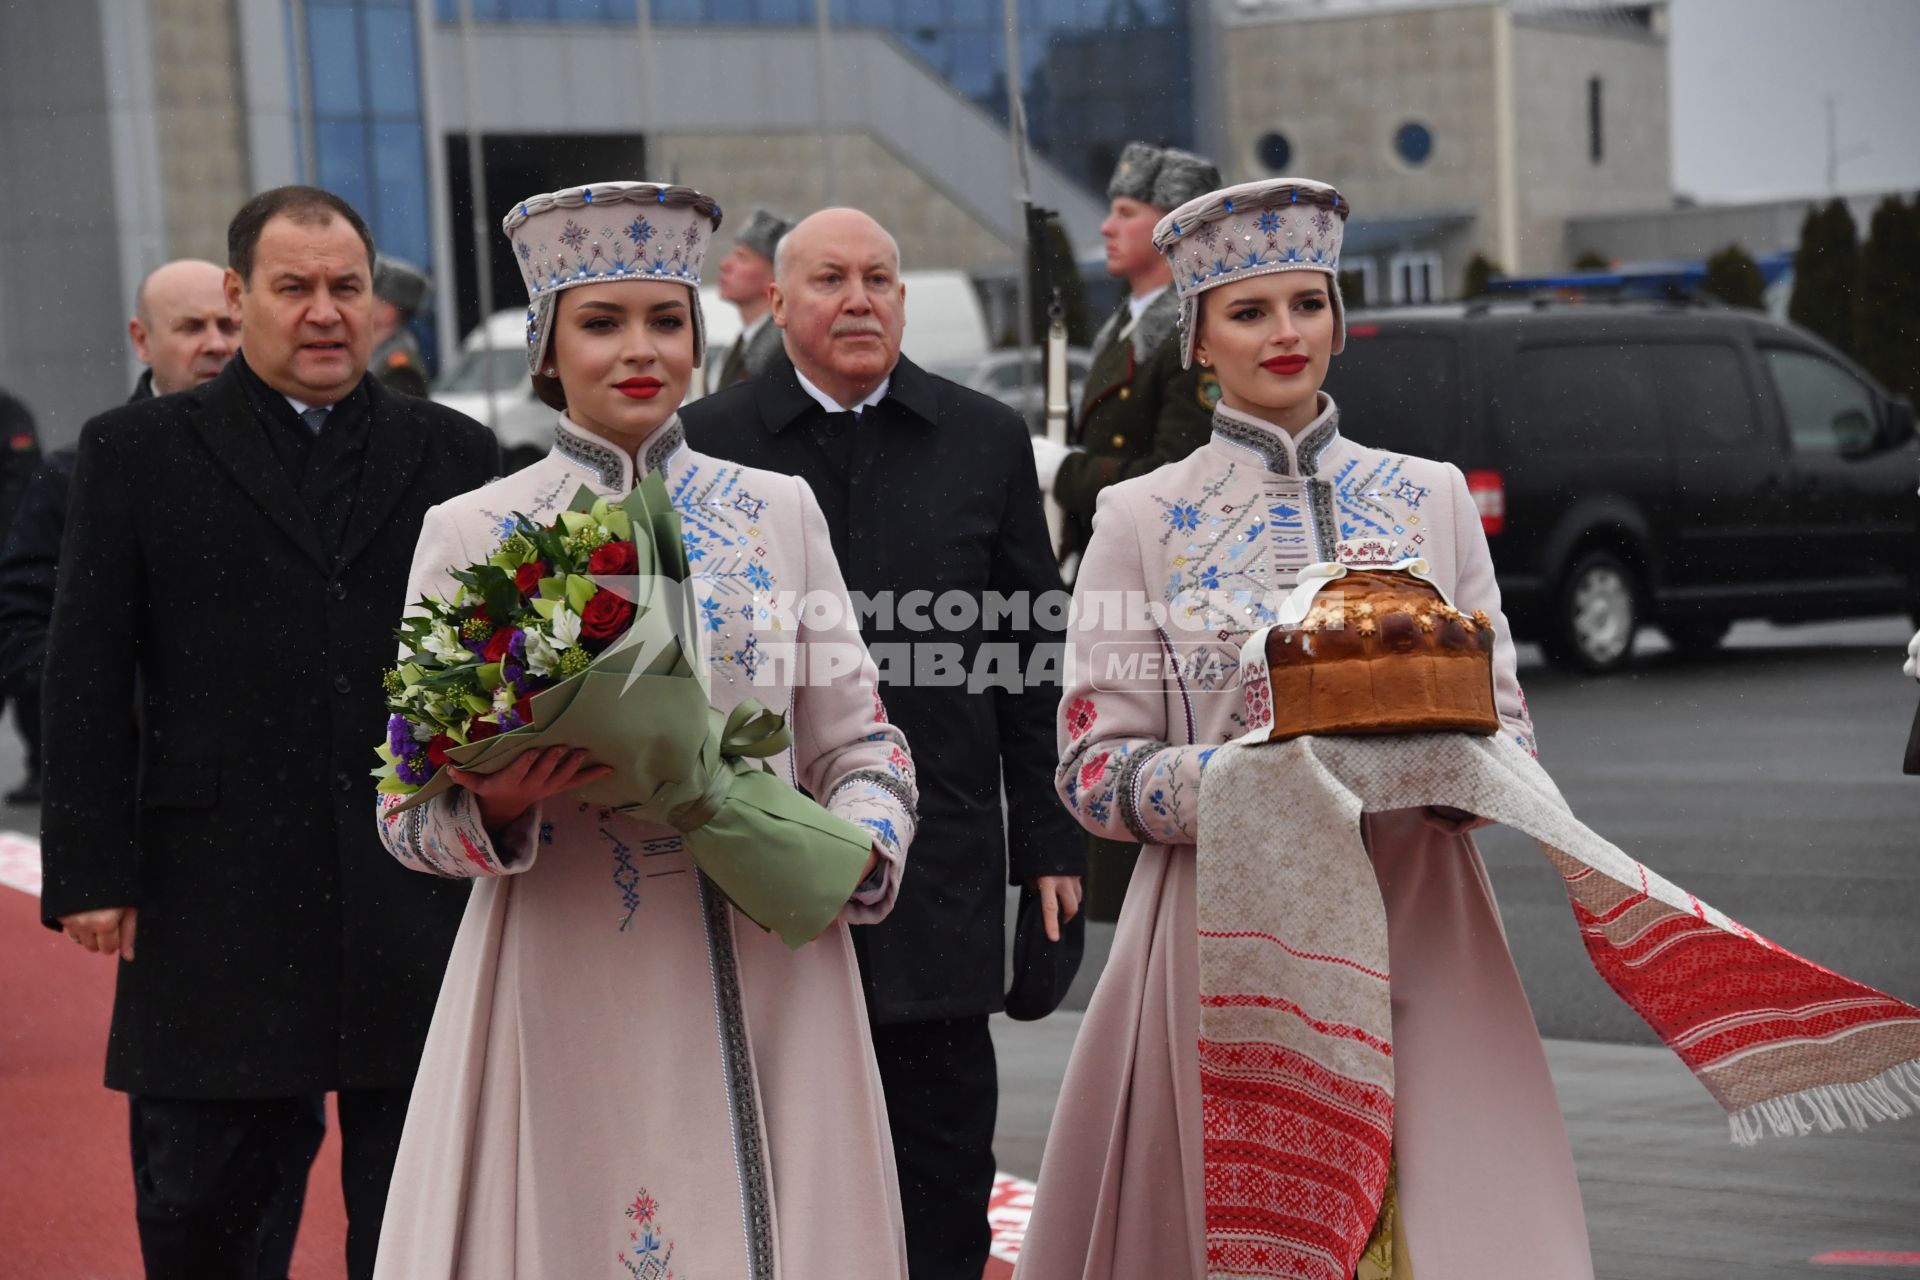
top-left (373, 473), bottom-right (876, 947)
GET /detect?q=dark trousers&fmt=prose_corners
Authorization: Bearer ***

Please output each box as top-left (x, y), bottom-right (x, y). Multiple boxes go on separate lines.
top-left (870, 1015), bottom-right (998, 1280)
top-left (129, 1087), bottom-right (411, 1280)
top-left (6, 686), bottom-right (37, 776)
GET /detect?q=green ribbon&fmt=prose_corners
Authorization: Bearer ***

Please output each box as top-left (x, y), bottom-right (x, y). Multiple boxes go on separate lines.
top-left (666, 699), bottom-right (792, 833)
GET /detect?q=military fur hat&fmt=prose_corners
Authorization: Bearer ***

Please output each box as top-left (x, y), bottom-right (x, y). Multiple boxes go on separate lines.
top-left (501, 181), bottom-right (724, 387)
top-left (373, 256), bottom-right (431, 314)
top-left (1152, 176), bottom-right (1352, 368)
top-left (1107, 142), bottom-right (1223, 213)
top-left (735, 207), bottom-right (792, 263)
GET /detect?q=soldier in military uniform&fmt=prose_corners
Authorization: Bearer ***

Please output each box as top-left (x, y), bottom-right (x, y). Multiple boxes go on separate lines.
top-left (714, 207), bottom-right (793, 387)
top-left (1033, 142), bottom-right (1223, 578)
top-left (370, 255), bottom-right (432, 397)
top-left (1031, 142), bottom-right (1221, 920)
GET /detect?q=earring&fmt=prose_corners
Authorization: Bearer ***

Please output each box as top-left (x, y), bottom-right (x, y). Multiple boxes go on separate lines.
top-left (543, 366), bottom-right (557, 377)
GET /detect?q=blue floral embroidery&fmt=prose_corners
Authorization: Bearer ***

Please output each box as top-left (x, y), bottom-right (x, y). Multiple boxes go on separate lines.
top-left (1257, 209), bottom-right (1282, 236)
top-left (859, 816), bottom-right (900, 848)
top-left (699, 597), bottom-right (727, 633)
top-left (1086, 797), bottom-right (1112, 824)
top-left (745, 562), bottom-right (773, 591)
top-left (625, 217), bottom-right (654, 246)
top-left (1165, 501), bottom-right (1202, 532)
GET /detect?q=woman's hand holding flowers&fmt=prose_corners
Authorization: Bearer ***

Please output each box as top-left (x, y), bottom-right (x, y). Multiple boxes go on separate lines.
top-left (450, 746), bottom-right (612, 832)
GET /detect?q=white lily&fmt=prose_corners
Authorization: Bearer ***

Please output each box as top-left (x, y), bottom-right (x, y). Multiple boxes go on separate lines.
top-left (550, 605), bottom-right (583, 649)
top-left (422, 622), bottom-right (466, 664)
top-left (523, 626), bottom-right (562, 678)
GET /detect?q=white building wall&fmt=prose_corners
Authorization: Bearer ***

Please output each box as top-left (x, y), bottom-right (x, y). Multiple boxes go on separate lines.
top-left (1510, 14), bottom-right (1671, 272)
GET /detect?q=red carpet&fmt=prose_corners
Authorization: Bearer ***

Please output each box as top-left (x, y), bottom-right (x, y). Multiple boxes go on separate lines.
top-left (1, 858), bottom-right (1016, 1278)
top-left (0, 883), bottom-right (347, 1277)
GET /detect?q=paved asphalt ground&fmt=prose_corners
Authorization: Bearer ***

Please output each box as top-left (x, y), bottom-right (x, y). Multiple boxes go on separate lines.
top-left (4, 616), bottom-right (1917, 1276)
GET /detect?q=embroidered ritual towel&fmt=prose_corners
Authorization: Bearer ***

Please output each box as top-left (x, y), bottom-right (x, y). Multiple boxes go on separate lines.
top-left (1195, 734), bottom-right (1920, 1280)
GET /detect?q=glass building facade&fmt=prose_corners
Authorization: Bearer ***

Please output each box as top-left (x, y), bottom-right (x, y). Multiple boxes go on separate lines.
top-left (429, 0), bottom-right (1195, 192)
top-left (287, 0), bottom-right (438, 353)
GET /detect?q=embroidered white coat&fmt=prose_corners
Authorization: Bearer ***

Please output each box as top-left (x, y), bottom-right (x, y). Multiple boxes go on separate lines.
top-left (1016, 399), bottom-right (1593, 1279)
top-left (372, 415), bottom-right (916, 1280)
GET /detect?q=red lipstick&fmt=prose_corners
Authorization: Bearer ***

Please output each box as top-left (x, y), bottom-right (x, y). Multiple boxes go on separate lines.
top-left (1262, 354), bottom-right (1309, 376)
top-left (614, 377), bottom-right (664, 400)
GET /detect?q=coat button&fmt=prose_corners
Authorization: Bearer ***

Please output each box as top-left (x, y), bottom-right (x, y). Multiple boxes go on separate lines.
top-left (333, 674), bottom-right (351, 695)
top-left (1110, 434), bottom-right (1126, 448)
top-left (1118, 387), bottom-right (1131, 400)
top-left (330, 581), bottom-right (348, 601)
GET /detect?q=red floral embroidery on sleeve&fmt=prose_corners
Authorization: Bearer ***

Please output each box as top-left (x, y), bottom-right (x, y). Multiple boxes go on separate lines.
top-left (1079, 752), bottom-right (1110, 791)
top-left (1066, 696), bottom-right (1098, 741)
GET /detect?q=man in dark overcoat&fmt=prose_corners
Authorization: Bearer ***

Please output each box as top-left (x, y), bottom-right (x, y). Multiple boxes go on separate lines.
top-left (0, 260), bottom-right (239, 810)
top-left (682, 208), bottom-right (1084, 1280)
top-left (38, 187), bottom-right (498, 1280)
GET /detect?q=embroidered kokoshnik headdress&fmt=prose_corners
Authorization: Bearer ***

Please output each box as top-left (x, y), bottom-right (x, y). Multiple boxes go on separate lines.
top-left (1151, 176), bottom-right (1352, 369)
top-left (502, 181), bottom-right (725, 379)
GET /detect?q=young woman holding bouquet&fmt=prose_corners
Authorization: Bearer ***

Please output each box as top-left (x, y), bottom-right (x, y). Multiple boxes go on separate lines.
top-left (371, 182), bottom-right (918, 1279)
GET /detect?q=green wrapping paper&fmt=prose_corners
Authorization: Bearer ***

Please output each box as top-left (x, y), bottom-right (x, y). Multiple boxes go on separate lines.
top-left (382, 473), bottom-right (876, 948)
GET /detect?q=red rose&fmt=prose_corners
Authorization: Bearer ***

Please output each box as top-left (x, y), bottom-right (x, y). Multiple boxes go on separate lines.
top-left (514, 695), bottom-right (534, 726)
top-left (468, 719), bottom-right (501, 743)
top-left (579, 589), bottom-right (636, 648)
top-left (588, 540), bottom-right (639, 577)
top-left (515, 561), bottom-right (547, 595)
top-left (426, 734), bottom-right (457, 767)
top-left (482, 627), bottom-right (516, 664)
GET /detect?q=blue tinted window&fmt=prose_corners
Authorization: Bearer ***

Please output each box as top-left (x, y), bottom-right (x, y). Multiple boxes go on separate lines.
top-left (308, 6), bottom-right (365, 116)
top-left (371, 123), bottom-right (432, 263)
top-left (651, 0), bottom-right (704, 18)
top-left (1395, 121), bottom-right (1433, 166)
top-left (757, 0), bottom-right (808, 21)
top-left (315, 120), bottom-right (373, 214)
top-left (363, 9), bottom-right (420, 117)
top-left (709, 0), bottom-right (755, 20)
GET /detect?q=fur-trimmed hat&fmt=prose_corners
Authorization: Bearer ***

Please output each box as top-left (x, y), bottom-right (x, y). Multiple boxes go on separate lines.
top-left (734, 207), bottom-right (792, 263)
top-left (501, 181), bottom-right (725, 392)
top-left (1107, 142), bottom-right (1222, 213)
top-left (373, 255), bottom-right (431, 314)
top-left (1151, 177), bottom-right (1352, 368)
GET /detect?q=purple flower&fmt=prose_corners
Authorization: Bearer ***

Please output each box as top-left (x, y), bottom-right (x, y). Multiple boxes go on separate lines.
top-left (509, 630), bottom-right (527, 660)
top-left (498, 707), bottom-right (525, 732)
top-left (395, 749), bottom-right (435, 786)
top-left (386, 713), bottom-right (415, 759)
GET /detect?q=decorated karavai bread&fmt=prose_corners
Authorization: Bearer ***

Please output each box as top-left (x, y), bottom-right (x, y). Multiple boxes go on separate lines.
top-left (1237, 537), bottom-right (1499, 742)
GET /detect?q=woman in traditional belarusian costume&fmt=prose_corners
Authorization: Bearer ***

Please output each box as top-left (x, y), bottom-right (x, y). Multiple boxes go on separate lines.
top-left (371, 182), bottom-right (916, 1279)
top-left (1014, 177), bottom-right (1594, 1279)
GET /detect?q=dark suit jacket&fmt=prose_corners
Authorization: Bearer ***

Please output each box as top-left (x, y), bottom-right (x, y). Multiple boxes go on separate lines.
top-left (39, 361), bottom-right (499, 1097)
top-left (0, 375), bottom-right (150, 695)
top-left (682, 356), bottom-right (1084, 1022)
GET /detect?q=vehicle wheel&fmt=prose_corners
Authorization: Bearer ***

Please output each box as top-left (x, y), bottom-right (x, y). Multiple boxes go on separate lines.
top-left (1542, 550), bottom-right (1640, 674)
top-left (1662, 618), bottom-right (1731, 656)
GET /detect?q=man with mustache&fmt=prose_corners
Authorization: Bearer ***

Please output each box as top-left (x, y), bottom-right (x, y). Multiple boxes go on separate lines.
top-left (682, 207), bottom-right (1085, 1280)
top-left (37, 188), bottom-right (498, 1280)
top-left (0, 260), bottom-right (240, 809)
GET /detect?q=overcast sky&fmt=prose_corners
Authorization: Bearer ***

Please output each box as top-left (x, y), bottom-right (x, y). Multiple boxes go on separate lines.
top-left (1669, 0), bottom-right (1920, 203)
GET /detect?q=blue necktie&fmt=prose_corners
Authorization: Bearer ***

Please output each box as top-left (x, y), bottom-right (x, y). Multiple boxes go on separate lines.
top-left (300, 407), bottom-right (329, 435)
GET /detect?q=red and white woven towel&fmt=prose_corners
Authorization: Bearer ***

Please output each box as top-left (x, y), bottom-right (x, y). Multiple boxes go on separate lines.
top-left (1195, 734), bottom-right (1920, 1280)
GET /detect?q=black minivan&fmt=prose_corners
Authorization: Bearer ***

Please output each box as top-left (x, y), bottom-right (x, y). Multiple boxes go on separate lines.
top-left (1320, 300), bottom-right (1919, 672)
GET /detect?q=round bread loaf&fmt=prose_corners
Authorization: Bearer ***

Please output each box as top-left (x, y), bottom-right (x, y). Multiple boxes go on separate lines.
top-left (1254, 567), bottom-right (1499, 741)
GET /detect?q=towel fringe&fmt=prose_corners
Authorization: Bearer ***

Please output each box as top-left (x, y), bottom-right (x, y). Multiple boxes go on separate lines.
top-left (1727, 1058), bottom-right (1920, 1146)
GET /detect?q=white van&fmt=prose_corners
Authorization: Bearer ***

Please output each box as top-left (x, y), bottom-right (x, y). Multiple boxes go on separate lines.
top-left (435, 271), bottom-right (990, 466)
